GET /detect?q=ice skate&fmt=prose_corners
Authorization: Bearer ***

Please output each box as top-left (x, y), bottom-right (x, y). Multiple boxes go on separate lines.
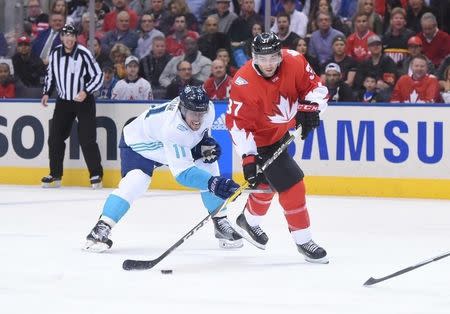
top-left (235, 212), bottom-right (268, 250)
top-left (90, 175), bottom-right (102, 189)
top-left (212, 216), bottom-right (243, 249)
top-left (41, 175), bottom-right (61, 188)
top-left (297, 240), bottom-right (328, 264)
top-left (85, 220), bottom-right (113, 252)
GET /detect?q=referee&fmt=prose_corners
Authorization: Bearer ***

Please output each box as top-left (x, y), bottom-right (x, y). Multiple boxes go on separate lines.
top-left (41, 24), bottom-right (104, 189)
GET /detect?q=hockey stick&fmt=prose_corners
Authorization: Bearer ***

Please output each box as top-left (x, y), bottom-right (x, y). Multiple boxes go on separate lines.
top-left (363, 251), bottom-right (450, 286)
top-left (122, 110), bottom-right (314, 271)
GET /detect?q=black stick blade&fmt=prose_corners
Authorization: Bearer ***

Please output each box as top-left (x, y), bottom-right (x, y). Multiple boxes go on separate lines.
top-left (363, 277), bottom-right (377, 286)
top-left (122, 259), bottom-right (155, 271)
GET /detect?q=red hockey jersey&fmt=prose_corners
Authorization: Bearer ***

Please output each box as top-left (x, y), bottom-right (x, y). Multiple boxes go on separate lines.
top-left (390, 74), bottom-right (441, 103)
top-left (226, 49), bottom-right (328, 157)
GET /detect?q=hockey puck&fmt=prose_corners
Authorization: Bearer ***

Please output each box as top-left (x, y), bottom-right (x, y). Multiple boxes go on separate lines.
top-left (161, 269), bottom-right (173, 274)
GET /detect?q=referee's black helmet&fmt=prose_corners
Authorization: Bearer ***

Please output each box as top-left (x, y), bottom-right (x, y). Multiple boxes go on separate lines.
top-left (61, 24), bottom-right (77, 36)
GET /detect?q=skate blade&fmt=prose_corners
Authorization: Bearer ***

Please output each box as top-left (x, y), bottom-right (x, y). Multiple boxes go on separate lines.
top-left (42, 181), bottom-right (61, 188)
top-left (84, 240), bottom-right (110, 253)
top-left (304, 255), bottom-right (329, 264)
top-left (91, 182), bottom-right (103, 189)
top-left (219, 238), bottom-right (243, 249)
top-left (234, 225), bottom-right (266, 250)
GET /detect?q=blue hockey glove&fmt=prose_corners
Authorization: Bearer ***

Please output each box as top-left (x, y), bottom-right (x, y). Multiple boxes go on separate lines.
top-left (191, 137), bottom-right (222, 163)
top-left (208, 176), bottom-right (240, 199)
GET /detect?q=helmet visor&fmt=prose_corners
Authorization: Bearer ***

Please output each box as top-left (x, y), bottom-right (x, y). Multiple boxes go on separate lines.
top-left (180, 106), bottom-right (208, 124)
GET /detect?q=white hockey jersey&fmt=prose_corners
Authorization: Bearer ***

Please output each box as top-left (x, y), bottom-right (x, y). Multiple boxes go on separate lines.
top-left (111, 77), bottom-right (153, 100)
top-left (123, 97), bottom-right (215, 176)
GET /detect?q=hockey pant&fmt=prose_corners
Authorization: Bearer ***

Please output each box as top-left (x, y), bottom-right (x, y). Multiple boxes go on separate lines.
top-left (244, 133), bottom-right (310, 232)
top-left (101, 139), bottom-right (226, 225)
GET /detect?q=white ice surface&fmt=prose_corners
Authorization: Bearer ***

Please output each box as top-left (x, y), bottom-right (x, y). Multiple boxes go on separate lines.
top-left (0, 185), bottom-right (449, 314)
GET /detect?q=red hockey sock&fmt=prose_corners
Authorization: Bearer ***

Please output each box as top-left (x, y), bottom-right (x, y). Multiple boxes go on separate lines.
top-left (279, 180), bottom-right (310, 231)
top-left (245, 183), bottom-right (275, 216)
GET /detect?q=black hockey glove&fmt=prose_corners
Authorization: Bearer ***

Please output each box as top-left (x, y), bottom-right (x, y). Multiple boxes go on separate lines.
top-left (208, 176), bottom-right (240, 199)
top-left (242, 154), bottom-right (263, 188)
top-left (295, 110), bottom-right (321, 140)
top-left (191, 137), bottom-right (222, 163)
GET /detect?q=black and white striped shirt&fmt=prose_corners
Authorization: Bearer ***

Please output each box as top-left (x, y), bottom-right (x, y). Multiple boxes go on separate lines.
top-left (43, 43), bottom-right (103, 100)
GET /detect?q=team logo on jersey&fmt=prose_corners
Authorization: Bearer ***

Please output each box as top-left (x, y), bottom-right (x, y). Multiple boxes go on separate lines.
top-left (267, 95), bottom-right (298, 124)
top-left (234, 76), bottom-right (248, 86)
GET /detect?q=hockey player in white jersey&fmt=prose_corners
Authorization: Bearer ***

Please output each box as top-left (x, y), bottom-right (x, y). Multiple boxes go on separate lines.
top-left (111, 55), bottom-right (153, 100)
top-left (85, 86), bottom-right (242, 252)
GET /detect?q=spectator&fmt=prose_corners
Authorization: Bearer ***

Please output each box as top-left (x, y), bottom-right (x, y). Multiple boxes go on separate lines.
top-left (77, 13), bottom-right (104, 47)
top-left (198, 16), bottom-right (231, 62)
top-left (12, 35), bottom-right (46, 87)
top-left (159, 36), bottom-right (212, 87)
top-left (308, 12), bottom-right (344, 66)
top-left (417, 13), bottom-right (450, 69)
top-left (357, 73), bottom-right (385, 102)
top-left (307, 0), bottom-right (350, 36)
top-left (135, 12), bottom-right (164, 59)
top-left (391, 55), bottom-right (441, 103)
top-left (0, 32), bottom-right (7, 57)
top-left (216, 48), bottom-right (238, 77)
top-left (203, 59), bottom-right (232, 99)
top-left (93, 37), bottom-right (110, 69)
top-left (160, 0), bottom-right (199, 35)
top-left (94, 0), bottom-right (111, 30)
top-left (324, 63), bottom-right (355, 102)
top-left (165, 60), bottom-right (203, 98)
top-left (291, 37), bottom-right (320, 74)
top-left (147, 0), bottom-right (170, 33)
top-left (0, 62), bottom-right (15, 98)
top-left (109, 42), bottom-right (131, 79)
top-left (429, 0), bottom-right (449, 33)
top-left (228, 0), bottom-right (263, 48)
top-left (322, 36), bottom-right (357, 87)
top-left (102, 11), bottom-right (139, 53)
top-left (103, 0), bottom-right (139, 32)
top-left (244, 22), bottom-right (263, 58)
top-left (274, 12), bottom-right (300, 48)
top-left (32, 12), bottom-right (65, 65)
top-left (356, 0), bottom-right (383, 35)
top-left (165, 14), bottom-right (200, 56)
top-left (129, 0), bottom-right (146, 15)
top-left (346, 12), bottom-right (375, 63)
top-left (406, 0), bottom-right (433, 33)
top-left (209, 0), bottom-right (238, 34)
top-left (270, 0), bottom-right (308, 38)
top-left (440, 64), bottom-right (450, 103)
top-left (355, 34), bottom-right (398, 97)
top-left (400, 36), bottom-right (434, 76)
top-left (112, 55), bottom-right (153, 100)
top-left (25, 0), bottom-right (49, 38)
top-left (66, 0), bottom-right (88, 27)
top-left (97, 63), bottom-right (118, 99)
top-left (436, 55), bottom-right (450, 89)
top-left (382, 7), bottom-right (414, 65)
top-left (139, 36), bottom-right (173, 99)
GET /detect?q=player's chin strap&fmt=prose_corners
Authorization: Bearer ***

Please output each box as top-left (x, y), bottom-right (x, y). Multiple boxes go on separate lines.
top-left (121, 103), bottom-right (319, 271)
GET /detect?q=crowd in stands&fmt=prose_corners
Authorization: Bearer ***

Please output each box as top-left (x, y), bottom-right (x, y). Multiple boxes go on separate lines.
top-left (0, 0), bottom-right (449, 103)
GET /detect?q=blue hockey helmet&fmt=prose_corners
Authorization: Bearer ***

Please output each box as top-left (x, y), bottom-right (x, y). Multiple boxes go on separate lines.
top-left (179, 85), bottom-right (210, 113)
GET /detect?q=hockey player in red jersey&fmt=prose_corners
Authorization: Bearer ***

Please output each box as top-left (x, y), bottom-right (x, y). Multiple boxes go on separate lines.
top-left (225, 32), bottom-right (329, 263)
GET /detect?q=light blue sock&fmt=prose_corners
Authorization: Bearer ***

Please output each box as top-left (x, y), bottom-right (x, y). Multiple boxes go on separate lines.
top-left (201, 191), bottom-right (226, 215)
top-left (102, 194), bottom-right (130, 223)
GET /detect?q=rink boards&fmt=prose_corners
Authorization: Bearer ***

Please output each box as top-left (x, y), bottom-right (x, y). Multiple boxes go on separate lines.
top-left (0, 100), bottom-right (449, 199)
